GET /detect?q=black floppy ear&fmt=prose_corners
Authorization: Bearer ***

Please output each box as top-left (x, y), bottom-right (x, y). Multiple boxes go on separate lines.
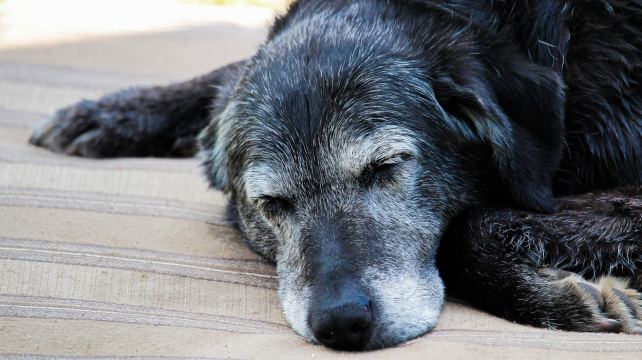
top-left (198, 112), bottom-right (230, 191)
top-left (489, 55), bottom-right (565, 213)
top-left (436, 51), bottom-right (565, 213)
top-left (197, 63), bottom-right (247, 192)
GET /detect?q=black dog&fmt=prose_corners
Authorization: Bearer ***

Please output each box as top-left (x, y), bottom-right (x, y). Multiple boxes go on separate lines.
top-left (30, 0), bottom-right (642, 350)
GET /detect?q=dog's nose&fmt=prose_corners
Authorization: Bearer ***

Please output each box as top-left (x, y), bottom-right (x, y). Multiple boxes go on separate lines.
top-left (308, 297), bottom-right (374, 350)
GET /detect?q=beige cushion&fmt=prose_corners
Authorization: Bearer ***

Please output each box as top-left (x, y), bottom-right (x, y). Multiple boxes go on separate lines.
top-left (1, 0), bottom-right (641, 358)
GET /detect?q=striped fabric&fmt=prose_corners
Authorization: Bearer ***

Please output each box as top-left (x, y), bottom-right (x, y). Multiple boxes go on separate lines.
top-left (1, 14), bottom-right (642, 360)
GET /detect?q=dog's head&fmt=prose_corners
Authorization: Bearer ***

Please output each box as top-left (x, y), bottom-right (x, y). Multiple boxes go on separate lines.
top-left (199, 0), bottom-right (565, 351)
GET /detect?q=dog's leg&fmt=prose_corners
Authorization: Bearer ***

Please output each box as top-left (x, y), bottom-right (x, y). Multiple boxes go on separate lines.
top-left (30, 61), bottom-right (246, 158)
top-left (438, 187), bottom-right (642, 334)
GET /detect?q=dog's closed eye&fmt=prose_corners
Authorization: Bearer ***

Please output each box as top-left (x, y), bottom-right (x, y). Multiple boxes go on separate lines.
top-left (360, 154), bottom-right (411, 187)
top-left (254, 195), bottom-right (293, 218)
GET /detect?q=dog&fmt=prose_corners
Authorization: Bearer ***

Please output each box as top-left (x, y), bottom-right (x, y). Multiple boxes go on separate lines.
top-left (29, 0), bottom-right (642, 350)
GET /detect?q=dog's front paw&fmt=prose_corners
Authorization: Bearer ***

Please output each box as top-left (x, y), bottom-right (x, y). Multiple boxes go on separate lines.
top-left (543, 269), bottom-right (642, 334)
top-left (30, 99), bottom-right (122, 158)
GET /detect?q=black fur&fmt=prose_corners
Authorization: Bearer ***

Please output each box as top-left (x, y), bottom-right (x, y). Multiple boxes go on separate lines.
top-left (438, 187), bottom-right (642, 331)
top-left (30, 61), bottom-right (246, 157)
top-left (30, 0), bottom-right (642, 349)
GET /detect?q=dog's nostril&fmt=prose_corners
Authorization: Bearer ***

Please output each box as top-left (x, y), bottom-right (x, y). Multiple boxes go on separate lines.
top-left (308, 298), bottom-right (374, 351)
top-left (350, 319), bottom-right (369, 333)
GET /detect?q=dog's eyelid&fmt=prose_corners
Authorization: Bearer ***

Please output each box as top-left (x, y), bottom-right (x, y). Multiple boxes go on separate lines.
top-left (359, 153), bottom-right (412, 186)
top-left (253, 194), bottom-right (290, 204)
top-left (252, 194), bottom-right (294, 214)
top-left (377, 153), bottom-right (413, 165)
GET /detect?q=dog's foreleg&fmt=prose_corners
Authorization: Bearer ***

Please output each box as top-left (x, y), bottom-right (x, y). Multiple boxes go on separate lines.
top-left (30, 61), bottom-right (246, 158)
top-left (438, 190), bottom-right (642, 334)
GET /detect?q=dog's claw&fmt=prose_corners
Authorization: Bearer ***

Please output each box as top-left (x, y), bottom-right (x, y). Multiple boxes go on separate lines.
top-left (30, 114), bottom-right (58, 147)
top-left (597, 317), bottom-right (622, 332)
top-left (577, 281), bottom-right (605, 310)
top-left (546, 271), bottom-right (642, 334)
top-left (28, 99), bottom-right (118, 157)
top-left (65, 129), bottom-right (103, 157)
top-left (612, 288), bottom-right (639, 317)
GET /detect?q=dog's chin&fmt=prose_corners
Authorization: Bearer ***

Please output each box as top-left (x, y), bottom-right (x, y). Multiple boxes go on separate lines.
top-left (363, 267), bottom-right (445, 350)
top-left (278, 268), bottom-right (445, 351)
top-left (278, 282), bottom-right (317, 342)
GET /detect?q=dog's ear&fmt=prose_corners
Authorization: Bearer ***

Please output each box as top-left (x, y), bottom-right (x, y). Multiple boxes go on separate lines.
top-left (435, 51), bottom-right (565, 213)
top-left (198, 62), bottom-right (247, 192)
top-left (198, 112), bottom-right (230, 191)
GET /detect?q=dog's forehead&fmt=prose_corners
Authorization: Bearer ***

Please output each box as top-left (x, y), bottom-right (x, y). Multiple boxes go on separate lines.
top-left (229, 9), bottom-right (445, 198)
top-left (326, 125), bottom-right (419, 166)
top-left (241, 124), bottom-right (418, 198)
top-left (231, 65), bottom-right (426, 199)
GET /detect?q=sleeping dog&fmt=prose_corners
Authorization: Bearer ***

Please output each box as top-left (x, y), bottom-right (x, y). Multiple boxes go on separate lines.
top-left (30, 0), bottom-right (642, 350)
